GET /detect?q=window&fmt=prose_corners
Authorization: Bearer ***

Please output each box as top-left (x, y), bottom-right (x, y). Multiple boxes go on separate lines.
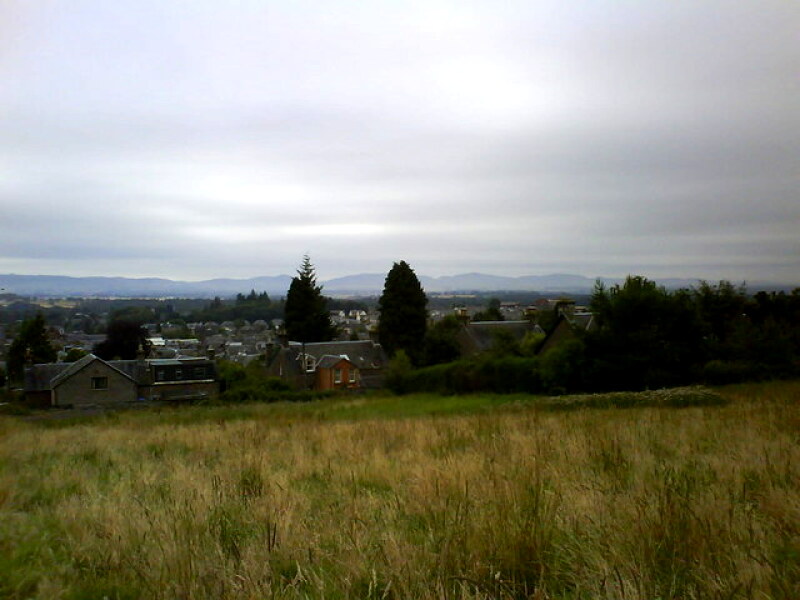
top-left (175, 369), bottom-right (182, 380)
top-left (156, 370), bottom-right (165, 381)
top-left (304, 355), bottom-right (315, 372)
top-left (193, 367), bottom-right (206, 379)
top-left (349, 369), bottom-right (356, 383)
top-left (334, 368), bottom-right (342, 384)
top-left (91, 377), bottom-right (108, 390)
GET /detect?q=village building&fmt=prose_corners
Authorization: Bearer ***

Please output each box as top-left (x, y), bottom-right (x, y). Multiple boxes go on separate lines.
top-left (537, 310), bottom-right (597, 355)
top-left (24, 354), bottom-right (218, 408)
top-left (265, 339), bottom-right (387, 391)
top-left (456, 320), bottom-right (545, 357)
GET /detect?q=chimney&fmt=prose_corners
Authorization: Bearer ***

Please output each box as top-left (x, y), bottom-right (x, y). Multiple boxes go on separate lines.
top-left (454, 306), bottom-right (470, 324)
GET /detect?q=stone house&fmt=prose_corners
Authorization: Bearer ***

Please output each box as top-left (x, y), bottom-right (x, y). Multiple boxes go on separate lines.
top-left (51, 354), bottom-right (139, 407)
top-left (142, 358), bottom-right (218, 402)
top-left (24, 355), bottom-right (218, 408)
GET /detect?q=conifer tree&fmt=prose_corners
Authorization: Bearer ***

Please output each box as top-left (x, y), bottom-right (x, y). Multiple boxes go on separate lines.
top-left (284, 255), bottom-right (336, 342)
top-left (378, 261), bottom-right (427, 364)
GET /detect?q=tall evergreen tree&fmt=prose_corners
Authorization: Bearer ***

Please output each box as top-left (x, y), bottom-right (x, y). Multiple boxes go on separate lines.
top-left (7, 313), bottom-right (57, 383)
top-left (378, 261), bottom-right (428, 364)
top-left (284, 255), bottom-right (336, 342)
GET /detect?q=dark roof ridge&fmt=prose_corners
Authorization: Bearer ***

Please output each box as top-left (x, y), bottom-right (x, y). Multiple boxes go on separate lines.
top-left (289, 339), bottom-right (378, 347)
top-left (51, 354), bottom-right (137, 388)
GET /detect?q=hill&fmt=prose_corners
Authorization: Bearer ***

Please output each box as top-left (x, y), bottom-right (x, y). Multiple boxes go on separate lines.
top-left (1, 272), bottom-right (794, 298)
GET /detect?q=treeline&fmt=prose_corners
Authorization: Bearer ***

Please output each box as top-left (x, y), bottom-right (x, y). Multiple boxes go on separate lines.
top-left (190, 289), bottom-right (368, 325)
top-left (389, 277), bottom-right (800, 395)
top-left (0, 291), bottom-right (368, 332)
top-left (0, 297), bottom-right (209, 333)
top-left (190, 291), bottom-right (284, 324)
top-left (0, 300), bottom-right (73, 327)
top-left (584, 278), bottom-right (800, 390)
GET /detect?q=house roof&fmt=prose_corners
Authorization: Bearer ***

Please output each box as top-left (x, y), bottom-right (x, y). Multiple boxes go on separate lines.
top-left (458, 320), bottom-right (542, 355)
top-left (316, 355), bottom-right (355, 369)
top-left (51, 354), bottom-right (137, 388)
top-left (109, 360), bottom-right (151, 384)
top-left (287, 340), bottom-right (386, 370)
top-left (25, 362), bottom-right (72, 392)
top-left (49, 353), bottom-right (97, 387)
top-left (537, 314), bottom-right (585, 355)
top-left (149, 358), bottom-right (198, 366)
top-left (569, 312), bottom-right (596, 331)
top-left (24, 357), bottom-right (215, 392)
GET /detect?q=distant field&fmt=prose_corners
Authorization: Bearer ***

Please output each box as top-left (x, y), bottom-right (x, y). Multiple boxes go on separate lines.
top-left (1, 382), bottom-right (798, 599)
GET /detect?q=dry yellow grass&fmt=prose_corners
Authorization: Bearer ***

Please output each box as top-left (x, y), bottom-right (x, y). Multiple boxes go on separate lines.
top-left (0, 382), bottom-right (798, 599)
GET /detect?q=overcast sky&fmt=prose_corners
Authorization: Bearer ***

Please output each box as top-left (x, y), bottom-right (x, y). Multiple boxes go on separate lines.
top-left (1, 1), bottom-right (798, 283)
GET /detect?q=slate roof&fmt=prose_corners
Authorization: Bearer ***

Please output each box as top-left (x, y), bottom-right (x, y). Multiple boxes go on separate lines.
top-left (458, 320), bottom-right (543, 355)
top-left (316, 355), bottom-right (354, 369)
top-left (109, 360), bottom-right (152, 384)
top-left (24, 357), bottom-right (215, 392)
top-left (537, 315), bottom-right (576, 355)
top-left (569, 312), bottom-right (596, 331)
top-left (287, 340), bottom-right (387, 370)
top-left (51, 354), bottom-right (98, 387)
top-left (148, 359), bottom-right (191, 366)
top-left (25, 362), bottom-right (72, 392)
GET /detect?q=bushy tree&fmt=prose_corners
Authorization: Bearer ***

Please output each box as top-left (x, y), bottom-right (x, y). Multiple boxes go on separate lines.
top-left (519, 330), bottom-right (545, 356)
top-left (693, 281), bottom-right (748, 360)
top-left (586, 276), bottom-right (702, 390)
top-left (7, 314), bottom-right (57, 382)
top-left (421, 315), bottom-right (462, 366)
top-left (539, 338), bottom-right (586, 394)
top-left (94, 319), bottom-right (152, 360)
top-left (193, 292), bottom-right (283, 324)
top-left (63, 348), bottom-right (88, 362)
top-left (284, 255), bottom-right (336, 343)
top-left (384, 349), bottom-right (413, 394)
top-left (378, 261), bottom-right (428, 364)
top-left (473, 297), bottom-right (505, 322)
top-left (696, 285), bottom-right (800, 380)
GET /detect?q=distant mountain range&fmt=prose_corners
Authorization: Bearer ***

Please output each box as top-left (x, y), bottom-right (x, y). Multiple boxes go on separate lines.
top-left (325, 273), bottom-right (609, 294)
top-left (0, 274), bottom-right (294, 298)
top-left (0, 272), bottom-right (792, 298)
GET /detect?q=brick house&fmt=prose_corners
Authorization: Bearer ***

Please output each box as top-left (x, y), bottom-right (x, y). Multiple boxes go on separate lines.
top-left (265, 339), bottom-right (387, 391)
top-left (314, 355), bottom-right (359, 390)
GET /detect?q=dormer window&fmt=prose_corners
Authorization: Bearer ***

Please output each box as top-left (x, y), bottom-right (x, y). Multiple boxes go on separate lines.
top-left (304, 355), bottom-right (316, 372)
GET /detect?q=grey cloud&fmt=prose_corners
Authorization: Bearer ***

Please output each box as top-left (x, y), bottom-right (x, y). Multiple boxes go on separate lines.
top-left (0, 0), bottom-right (797, 283)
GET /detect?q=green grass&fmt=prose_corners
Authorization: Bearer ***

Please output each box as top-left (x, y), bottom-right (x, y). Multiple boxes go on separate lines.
top-left (0, 381), bottom-right (797, 599)
top-left (17, 385), bottom-right (728, 430)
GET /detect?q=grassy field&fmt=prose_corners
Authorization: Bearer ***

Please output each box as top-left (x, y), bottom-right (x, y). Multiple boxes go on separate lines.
top-left (0, 383), bottom-right (798, 599)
